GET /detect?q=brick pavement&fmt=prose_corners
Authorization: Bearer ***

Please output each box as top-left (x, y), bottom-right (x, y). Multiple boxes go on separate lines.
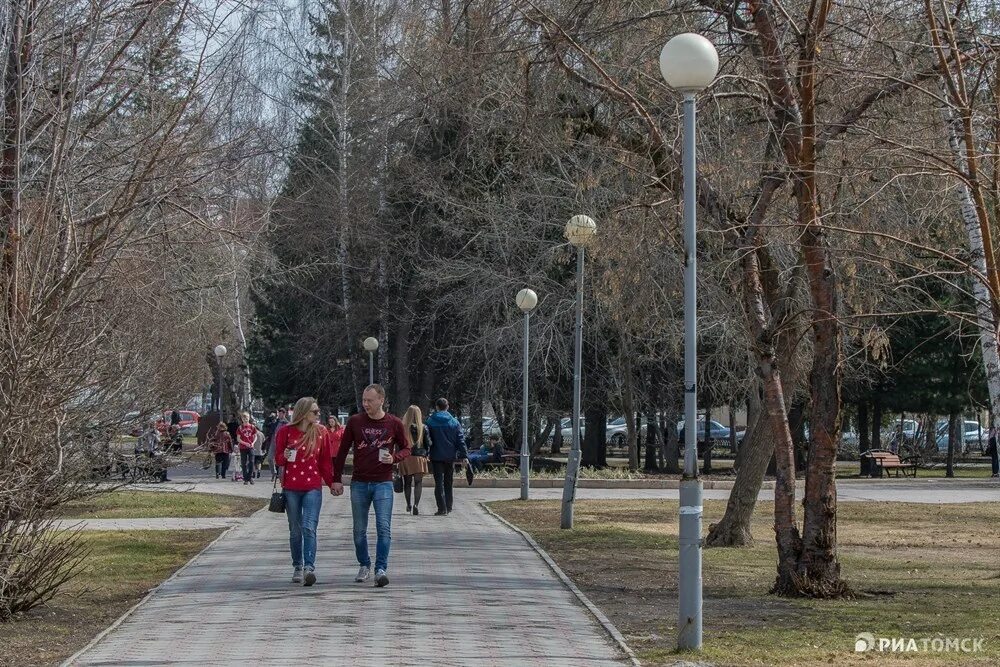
top-left (69, 486), bottom-right (630, 666)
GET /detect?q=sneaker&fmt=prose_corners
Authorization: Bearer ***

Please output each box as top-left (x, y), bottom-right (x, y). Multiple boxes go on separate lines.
top-left (406, 505), bottom-right (412, 513)
top-left (292, 568), bottom-right (303, 583)
top-left (374, 569), bottom-right (389, 588)
top-left (303, 569), bottom-right (316, 587)
top-left (434, 510), bottom-right (446, 516)
top-left (412, 506), bottom-right (419, 516)
top-left (249, 478), bottom-right (254, 485)
top-left (244, 480), bottom-right (249, 485)
top-left (355, 565), bottom-right (371, 583)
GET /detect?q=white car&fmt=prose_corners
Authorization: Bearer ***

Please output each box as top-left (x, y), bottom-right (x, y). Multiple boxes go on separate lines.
top-left (934, 419), bottom-right (988, 452)
top-left (558, 417), bottom-right (585, 442)
top-left (607, 417), bottom-right (647, 447)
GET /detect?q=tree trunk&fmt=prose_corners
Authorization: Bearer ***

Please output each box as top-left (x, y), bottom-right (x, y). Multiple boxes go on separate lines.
top-left (871, 399), bottom-right (882, 450)
top-left (393, 317), bottom-right (412, 411)
top-left (622, 350), bottom-right (639, 471)
top-left (643, 409), bottom-right (659, 471)
top-left (552, 417), bottom-right (562, 454)
top-left (582, 404), bottom-right (607, 468)
top-left (662, 407), bottom-right (680, 474)
top-left (702, 401), bottom-right (713, 474)
top-left (469, 396), bottom-right (484, 449)
top-left (858, 401), bottom-right (871, 476)
top-left (705, 405), bottom-right (770, 547)
top-left (946, 411), bottom-right (958, 477)
top-left (938, 79), bottom-right (1000, 424)
top-left (729, 405), bottom-right (738, 455)
top-left (789, 398), bottom-right (808, 472)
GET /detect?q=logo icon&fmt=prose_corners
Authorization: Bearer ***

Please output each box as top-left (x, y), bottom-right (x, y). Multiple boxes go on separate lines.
top-left (855, 632), bottom-right (875, 652)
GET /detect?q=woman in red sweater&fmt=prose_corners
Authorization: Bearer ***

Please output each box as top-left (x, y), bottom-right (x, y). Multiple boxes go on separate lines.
top-left (274, 396), bottom-right (337, 586)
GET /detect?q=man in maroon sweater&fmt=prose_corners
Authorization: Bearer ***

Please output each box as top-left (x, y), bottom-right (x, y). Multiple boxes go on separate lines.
top-left (332, 384), bottom-right (410, 587)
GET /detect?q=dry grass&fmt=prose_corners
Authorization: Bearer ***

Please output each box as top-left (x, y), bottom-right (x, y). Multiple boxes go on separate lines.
top-left (489, 499), bottom-right (1000, 666)
top-left (60, 491), bottom-right (263, 519)
top-left (0, 529), bottom-right (223, 667)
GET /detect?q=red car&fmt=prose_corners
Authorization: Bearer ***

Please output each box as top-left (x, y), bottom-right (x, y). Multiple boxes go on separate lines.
top-left (158, 410), bottom-right (200, 435)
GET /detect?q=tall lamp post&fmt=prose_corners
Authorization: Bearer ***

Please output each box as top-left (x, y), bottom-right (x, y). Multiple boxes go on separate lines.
top-left (659, 33), bottom-right (719, 651)
top-left (560, 214), bottom-right (596, 529)
top-left (213, 344), bottom-right (227, 418)
top-left (516, 288), bottom-right (538, 501)
top-left (363, 337), bottom-right (379, 385)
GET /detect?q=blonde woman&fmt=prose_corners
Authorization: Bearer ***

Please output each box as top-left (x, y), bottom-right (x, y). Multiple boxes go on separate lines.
top-left (274, 397), bottom-right (336, 586)
top-left (399, 406), bottom-right (431, 515)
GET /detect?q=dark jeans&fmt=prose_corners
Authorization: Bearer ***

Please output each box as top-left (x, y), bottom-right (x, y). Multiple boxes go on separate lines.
top-left (214, 452), bottom-right (230, 478)
top-left (431, 461), bottom-right (454, 512)
top-left (240, 449), bottom-right (254, 481)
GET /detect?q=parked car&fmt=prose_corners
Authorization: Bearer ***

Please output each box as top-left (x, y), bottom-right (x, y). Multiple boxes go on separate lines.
top-left (676, 419), bottom-right (736, 443)
top-left (933, 419), bottom-right (988, 452)
top-left (606, 416), bottom-right (648, 448)
top-left (558, 416), bottom-right (586, 442)
top-left (160, 410), bottom-right (200, 437)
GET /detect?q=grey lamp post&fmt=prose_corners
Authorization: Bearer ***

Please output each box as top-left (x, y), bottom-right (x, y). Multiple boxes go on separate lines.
top-left (559, 214), bottom-right (596, 530)
top-left (213, 344), bottom-right (227, 418)
top-left (363, 337), bottom-right (379, 385)
top-left (516, 288), bottom-right (538, 501)
top-left (659, 32), bottom-right (719, 652)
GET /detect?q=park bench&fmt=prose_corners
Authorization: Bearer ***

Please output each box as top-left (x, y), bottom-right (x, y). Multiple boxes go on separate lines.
top-left (861, 449), bottom-right (918, 478)
top-left (481, 454), bottom-right (520, 472)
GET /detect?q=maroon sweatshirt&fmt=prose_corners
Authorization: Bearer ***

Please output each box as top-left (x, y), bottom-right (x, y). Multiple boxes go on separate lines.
top-left (333, 412), bottom-right (410, 483)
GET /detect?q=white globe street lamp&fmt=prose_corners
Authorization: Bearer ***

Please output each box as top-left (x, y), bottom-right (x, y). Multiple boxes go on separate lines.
top-left (363, 337), bottom-right (379, 385)
top-left (560, 215), bottom-right (596, 529)
top-left (516, 288), bottom-right (538, 501)
top-left (661, 32), bottom-right (718, 653)
top-left (659, 33), bottom-right (720, 93)
top-left (213, 344), bottom-right (227, 416)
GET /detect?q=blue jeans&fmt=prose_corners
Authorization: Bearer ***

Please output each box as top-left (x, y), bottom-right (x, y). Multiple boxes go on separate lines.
top-left (350, 481), bottom-right (393, 572)
top-left (284, 488), bottom-right (322, 571)
top-left (467, 451), bottom-right (491, 473)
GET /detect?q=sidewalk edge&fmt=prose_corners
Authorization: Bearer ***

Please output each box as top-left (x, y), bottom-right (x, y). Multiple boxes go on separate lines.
top-left (480, 502), bottom-right (642, 667)
top-left (59, 511), bottom-right (257, 666)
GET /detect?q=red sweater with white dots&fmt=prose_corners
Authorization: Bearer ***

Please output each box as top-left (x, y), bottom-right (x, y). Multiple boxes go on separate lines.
top-left (274, 425), bottom-right (336, 491)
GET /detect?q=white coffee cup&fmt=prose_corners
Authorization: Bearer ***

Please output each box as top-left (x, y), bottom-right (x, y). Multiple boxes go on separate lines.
top-left (286, 448), bottom-right (298, 462)
top-left (379, 447), bottom-right (390, 463)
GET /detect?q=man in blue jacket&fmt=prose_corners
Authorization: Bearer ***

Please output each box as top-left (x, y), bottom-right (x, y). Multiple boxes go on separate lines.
top-left (425, 398), bottom-right (469, 515)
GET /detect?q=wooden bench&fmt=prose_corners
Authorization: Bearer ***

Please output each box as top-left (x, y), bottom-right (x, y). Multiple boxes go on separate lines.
top-left (861, 449), bottom-right (918, 478)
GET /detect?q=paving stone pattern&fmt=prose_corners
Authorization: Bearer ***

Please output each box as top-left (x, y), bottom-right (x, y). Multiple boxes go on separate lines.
top-left (71, 487), bottom-right (629, 666)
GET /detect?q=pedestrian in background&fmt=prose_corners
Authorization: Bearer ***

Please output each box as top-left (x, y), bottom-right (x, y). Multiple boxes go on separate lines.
top-left (269, 407), bottom-right (289, 480)
top-left (424, 398), bottom-right (469, 515)
top-left (209, 422), bottom-right (233, 479)
top-left (399, 405), bottom-right (430, 515)
top-left (237, 412), bottom-right (258, 485)
top-left (253, 427), bottom-right (265, 479)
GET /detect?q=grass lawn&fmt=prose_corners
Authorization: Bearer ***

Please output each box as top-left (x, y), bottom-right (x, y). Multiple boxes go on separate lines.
top-left (60, 491), bottom-right (263, 519)
top-left (490, 499), bottom-right (1000, 666)
top-left (0, 529), bottom-right (222, 667)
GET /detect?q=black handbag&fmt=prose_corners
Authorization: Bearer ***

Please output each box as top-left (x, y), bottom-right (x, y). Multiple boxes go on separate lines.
top-left (268, 476), bottom-right (286, 513)
top-left (412, 447), bottom-right (428, 457)
top-left (393, 469), bottom-right (404, 493)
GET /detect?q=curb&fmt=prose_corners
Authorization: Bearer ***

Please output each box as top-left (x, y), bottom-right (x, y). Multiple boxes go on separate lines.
top-left (59, 511), bottom-right (256, 666)
top-left (480, 502), bottom-right (642, 667)
top-left (469, 478), bottom-right (753, 490)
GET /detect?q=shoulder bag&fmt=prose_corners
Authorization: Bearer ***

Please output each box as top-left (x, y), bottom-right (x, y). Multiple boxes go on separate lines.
top-left (268, 475), bottom-right (286, 513)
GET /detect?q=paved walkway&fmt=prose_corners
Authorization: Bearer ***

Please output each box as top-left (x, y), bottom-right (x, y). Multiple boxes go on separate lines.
top-left (70, 487), bottom-right (630, 666)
